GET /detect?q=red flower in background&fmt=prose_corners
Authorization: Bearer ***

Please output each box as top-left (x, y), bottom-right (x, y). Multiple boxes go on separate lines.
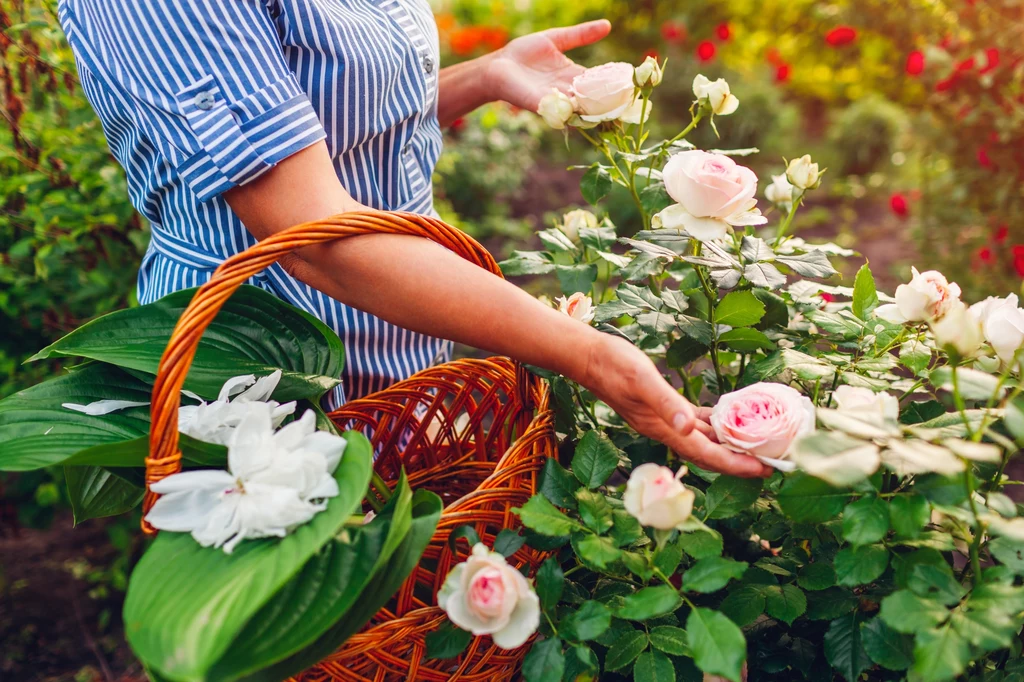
top-left (697, 41), bottom-right (717, 62)
top-left (716, 23), bottom-right (732, 41)
top-left (956, 57), bottom-right (976, 73)
top-left (820, 293), bottom-right (836, 303)
top-left (644, 48), bottom-right (660, 61)
top-left (906, 51), bottom-right (926, 76)
top-left (661, 21), bottom-right (687, 44)
top-left (890, 193), bottom-right (909, 218)
top-left (450, 117), bottom-right (466, 133)
top-left (766, 46), bottom-right (784, 66)
top-left (978, 246), bottom-right (994, 264)
top-left (825, 26), bottom-right (858, 47)
top-left (775, 63), bottom-right (792, 83)
top-left (978, 146), bottom-right (994, 169)
top-left (996, 225), bottom-right (1009, 243)
top-left (1014, 245), bottom-right (1024, 277)
top-left (980, 48), bottom-right (1001, 74)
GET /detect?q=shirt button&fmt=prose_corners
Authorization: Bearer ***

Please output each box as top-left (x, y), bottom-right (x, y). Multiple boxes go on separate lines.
top-left (422, 55), bottom-right (435, 74)
top-left (193, 90), bottom-right (216, 111)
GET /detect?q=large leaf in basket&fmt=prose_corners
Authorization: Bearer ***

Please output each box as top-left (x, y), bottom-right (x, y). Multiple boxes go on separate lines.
top-left (65, 466), bottom-right (145, 524)
top-left (243, 489), bottom-right (443, 682)
top-left (207, 472), bottom-right (416, 682)
top-left (29, 285), bottom-right (344, 402)
top-left (123, 432), bottom-right (373, 682)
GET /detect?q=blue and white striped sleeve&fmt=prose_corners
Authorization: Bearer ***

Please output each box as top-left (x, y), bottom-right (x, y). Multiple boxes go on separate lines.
top-left (60, 0), bottom-right (327, 202)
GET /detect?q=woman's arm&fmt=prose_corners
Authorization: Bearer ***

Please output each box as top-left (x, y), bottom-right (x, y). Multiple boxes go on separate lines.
top-left (225, 143), bottom-right (771, 478)
top-left (436, 20), bottom-right (611, 127)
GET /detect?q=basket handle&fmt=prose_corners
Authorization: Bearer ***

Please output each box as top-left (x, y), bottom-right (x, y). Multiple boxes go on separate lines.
top-left (142, 210), bottom-right (526, 532)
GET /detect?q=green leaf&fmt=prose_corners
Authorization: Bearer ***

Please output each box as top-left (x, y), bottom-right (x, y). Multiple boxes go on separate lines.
top-left (682, 558), bottom-right (748, 594)
top-left (824, 613), bottom-right (871, 682)
top-left (842, 496), bottom-right (889, 546)
top-left (65, 466), bottom-right (143, 523)
top-left (575, 490), bottom-right (613, 534)
top-left (448, 525), bottom-right (481, 554)
top-left (685, 608), bottom-right (746, 682)
top-left (605, 630), bottom-right (648, 671)
top-left (860, 617), bottom-right (913, 670)
top-left (715, 291), bottom-right (766, 328)
top-left (890, 494), bottom-right (930, 539)
top-left (797, 563), bottom-right (836, 591)
top-left (879, 590), bottom-right (948, 634)
top-left (912, 626), bottom-right (970, 682)
top-left (805, 587), bottom-right (859, 621)
top-left (571, 431), bottom-right (621, 489)
top-left (852, 263), bottom-right (879, 320)
top-left (535, 557), bottom-right (564, 611)
top-left (777, 473), bottom-right (848, 522)
top-left (989, 537), bottom-right (1024, 574)
top-left (29, 285), bottom-right (344, 401)
top-left (640, 182), bottom-right (674, 216)
top-left (616, 586), bottom-right (683, 621)
top-left (752, 289), bottom-right (790, 330)
top-left (499, 251), bottom-right (556, 276)
top-left (493, 529), bottom-right (526, 558)
top-left (776, 250), bottom-right (838, 279)
top-left (704, 476), bottom-right (762, 520)
top-left (514, 495), bottom-right (581, 536)
top-left (1006, 396), bottom-right (1024, 444)
top-left (123, 432), bottom-right (373, 681)
top-left (719, 585), bottom-right (765, 627)
top-left (930, 366), bottom-right (1003, 402)
top-left (563, 644), bottom-right (599, 682)
top-left (571, 533), bottom-right (622, 569)
top-left (523, 638), bottom-right (566, 682)
top-left (678, 528), bottom-right (724, 559)
top-left (539, 458), bottom-right (581, 509)
top-left (539, 228), bottom-right (579, 253)
top-left (561, 601), bottom-right (612, 642)
top-left (899, 339), bottom-right (932, 376)
top-left (648, 626), bottom-right (688, 656)
top-left (580, 164), bottom-right (613, 205)
top-left (667, 336), bottom-right (711, 369)
top-left (764, 584), bottom-right (807, 625)
top-left (425, 623), bottom-right (472, 660)
top-left (634, 650), bottom-right (676, 682)
top-left (719, 328), bottom-right (776, 353)
top-left (609, 510), bottom-right (645, 548)
top-left (834, 544), bottom-right (889, 586)
top-left (555, 264), bottom-right (599, 295)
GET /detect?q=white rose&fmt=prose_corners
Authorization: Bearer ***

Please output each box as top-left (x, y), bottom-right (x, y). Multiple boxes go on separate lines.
top-left (875, 267), bottom-right (962, 323)
top-left (712, 383), bottom-right (816, 470)
top-left (556, 292), bottom-right (596, 324)
top-left (537, 88), bottom-right (575, 130)
top-left (932, 301), bottom-right (985, 358)
top-left (832, 385), bottom-right (899, 422)
top-left (653, 150), bottom-right (767, 241)
top-left (437, 543), bottom-right (541, 649)
top-left (622, 463), bottom-right (696, 530)
top-left (786, 155), bottom-right (822, 190)
top-left (692, 75), bottom-right (739, 116)
top-left (764, 173), bottom-right (796, 210)
top-left (970, 293), bottom-right (1024, 364)
top-left (570, 62), bottom-right (638, 123)
top-left (560, 209), bottom-right (598, 242)
top-left (634, 56), bottom-right (663, 88)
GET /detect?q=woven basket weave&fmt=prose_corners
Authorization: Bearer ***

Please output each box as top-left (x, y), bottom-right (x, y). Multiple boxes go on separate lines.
top-left (142, 211), bottom-right (556, 681)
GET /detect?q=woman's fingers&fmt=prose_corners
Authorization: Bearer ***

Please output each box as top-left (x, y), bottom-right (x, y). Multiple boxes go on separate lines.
top-left (543, 19), bottom-right (612, 53)
top-left (666, 429), bottom-right (773, 478)
top-left (650, 375), bottom-right (696, 436)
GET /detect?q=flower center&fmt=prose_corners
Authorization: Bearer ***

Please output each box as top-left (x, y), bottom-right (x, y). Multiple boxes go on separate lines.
top-left (468, 567), bottom-right (507, 618)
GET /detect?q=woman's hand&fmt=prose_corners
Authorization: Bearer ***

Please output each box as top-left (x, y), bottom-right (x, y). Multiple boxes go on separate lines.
top-left (484, 19), bottom-right (612, 112)
top-left (578, 333), bottom-right (773, 478)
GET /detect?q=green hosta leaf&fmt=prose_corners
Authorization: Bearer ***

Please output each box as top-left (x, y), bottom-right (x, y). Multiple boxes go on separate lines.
top-left (581, 164), bottom-right (613, 205)
top-left (562, 601), bottom-right (612, 642)
top-left (852, 263), bottom-right (879, 320)
top-left (555, 264), bottom-right (599, 295)
top-left (686, 607), bottom-right (746, 682)
top-left (633, 650), bottom-right (676, 682)
top-left (912, 625), bottom-right (971, 682)
top-left (523, 638), bottom-right (566, 682)
top-left (616, 586), bottom-right (683, 621)
top-left (842, 496), bottom-right (889, 546)
top-left (572, 533), bottom-right (622, 569)
top-left (29, 285), bottom-right (344, 402)
top-left (777, 473), bottom-right (849, 522)
top-left (425, 623), bottom-right (472, 660)
top-left (764, 584), bottom-right (806, 625)
top-left (797, 563), bottom-right (836, 591)
top-left (719, 585), bottom-right (765, 627)
top-left (860, 617), bottom-right (913, 671)
top-left (123, 432), bottom-right (373, 681)
top-left (605, 630), bottom-right (648, 671)
top-left (535, 557), bottom-right (564, 611)
top-left (834, 544), bottom-right (889, 586)
top-left (890, 494), bottom-right (930, 539)
top-left (879, 590), bottom-right (948, 634)
top-left (715, 291), bottom-right (766, 328)
top-left (539, 458), bottom-right (581, 509)
top-left (678, 527), bottom-right (724, 559)
top-left (571, 430), bottom-right (622, 489)
top-left (719, 328), bottom-right (776, 353)
top-left (682, 558), bottom-right (748, 594)
top-left (65, 466), bottom-right (144, 523)
top-left (824, 613), bottom-right (871, 682)
top-left (648, 626), bottom-right (688, 656)
top-left (704, 476), bottom-right (762, 519)
top-left (515, 495), bottom-right (581, 536)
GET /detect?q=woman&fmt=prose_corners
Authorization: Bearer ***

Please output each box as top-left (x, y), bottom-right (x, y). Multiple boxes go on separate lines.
top-left (57, 0), bottom-right (768, 478)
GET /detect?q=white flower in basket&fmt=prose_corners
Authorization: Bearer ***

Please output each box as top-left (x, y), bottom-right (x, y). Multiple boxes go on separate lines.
top-left (178, 369), bottom-right (296, 445)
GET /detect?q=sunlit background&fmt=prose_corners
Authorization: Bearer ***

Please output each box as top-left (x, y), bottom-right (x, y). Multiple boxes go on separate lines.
top-left (1, 0), bottom-right (1022, 679)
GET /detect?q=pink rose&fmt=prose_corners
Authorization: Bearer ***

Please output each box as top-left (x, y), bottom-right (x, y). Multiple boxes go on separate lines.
top-left (711, 383), bottom-right (815, 469)
top-left (622, 463), bottom-right (696, 529)
top-left (875, 267), bottom-right (962, 323)
top-left (556, 292), bottom-right (596, 323)
top-left (654, 150), bottom-right (767, 241)
top-left (437, 543), bottom-right (540, 649)
top-left (570, 62), bottom-right (639, 123)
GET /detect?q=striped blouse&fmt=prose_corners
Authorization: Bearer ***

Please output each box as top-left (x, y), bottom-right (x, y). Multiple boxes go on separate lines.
top-left (57, 0), bottom-right (451, 407)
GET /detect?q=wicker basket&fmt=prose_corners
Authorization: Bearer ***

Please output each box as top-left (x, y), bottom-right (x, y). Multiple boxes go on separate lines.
top-left (142, 211), bottom-right (556, 682)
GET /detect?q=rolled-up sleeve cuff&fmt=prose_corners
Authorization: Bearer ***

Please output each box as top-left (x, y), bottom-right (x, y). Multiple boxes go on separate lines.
top-left (176, 73), bottom-right (326, 202)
